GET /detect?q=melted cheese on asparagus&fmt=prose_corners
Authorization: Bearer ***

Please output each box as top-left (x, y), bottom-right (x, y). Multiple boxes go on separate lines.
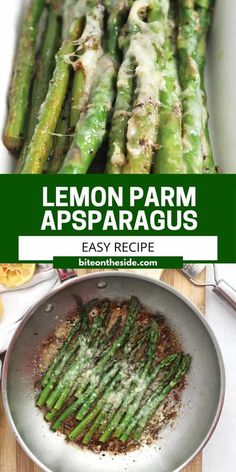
top-left (73, 2), bottom-right (104, 115)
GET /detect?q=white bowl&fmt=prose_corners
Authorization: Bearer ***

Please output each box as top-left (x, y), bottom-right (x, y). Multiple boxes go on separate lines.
top-left (0, 0), bottom-right (236, 173)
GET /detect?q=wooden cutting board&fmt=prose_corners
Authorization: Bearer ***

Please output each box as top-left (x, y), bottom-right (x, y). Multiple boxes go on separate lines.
top-left (0, 269), bottom-right (205, 472)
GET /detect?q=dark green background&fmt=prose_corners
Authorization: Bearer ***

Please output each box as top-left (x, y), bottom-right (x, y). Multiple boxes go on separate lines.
top-left (0, 175), bottom-right (235, 263)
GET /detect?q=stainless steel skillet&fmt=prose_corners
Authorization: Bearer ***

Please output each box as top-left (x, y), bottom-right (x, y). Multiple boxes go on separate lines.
top-left (1, 272), bottom-right (225, 472)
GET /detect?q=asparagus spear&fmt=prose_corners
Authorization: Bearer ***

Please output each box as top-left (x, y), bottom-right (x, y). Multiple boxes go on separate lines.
top-left (105, 0), bottom-right (135, 174)
top-left (86, 300), bottom-right (111, 345)
top-left (153, 3), bottom-right (186, 174)
top-left (195, 0), bottom-right (213, 84)
top-left (70, 70), bottom-right (85, 129)
top-left (69, 372), bottom-right (122, 441)
top-left (45, 93), bottom-right (71, 173)
top-left (74, 297), bottom-right (139, 400)
top-left (115, 353), bottom-right (183, 441)
top-left (21, 14), bottom-right (84, 173)
top-left (16, 4), bottom-right (62, 173)
top-left (177, 0), bottom-right (207, 173)
top-left (82, 379), bottom-right (130, 444)
top-left (52, 361), bottom-right (120, 431)
top-left (51, 320), bottom-right (146, 431)
top-left (195, 0), bottom-right (216, 173)
top-left (58, 54), bottom-right (117, 174)
top-left (78, 321), bottom-right (146, 399)
top-left (38, 333), bottom-right (83, 408)
top-left (59, 0), bottom-right (130, 175)
top-left (106, 55), bottom-right (135, 174)
top-left (122, 0), bottom-right (166, 174)
top-left (62, 0), bottom-right (86, 39)
top-left (75, 323), bottom-right (152, 424)
top-left (117, 354), bottom-right (190, 443)
top-left (71, 352), bottom-right (180, 444)
top-left (99, 353), bottom-right (179, 442)
top-left (70, 0), bottom-right (104, 130)
top-left (41, 299), bottom-right (96, 389)
top-left (50, 319), bottom-right (125, 430)
top-left (49, 312), bottom-right (114, 413)
top-left (45, 301), bottom-right (111, 411)
top-left (37, 300), bottom-right (97, 407)
top-left (130, 355), bottom-right (191, 442)
top-left (74, 322), bottom-right (157, 443)
top-left (3, 0), bottom-right (46, 151)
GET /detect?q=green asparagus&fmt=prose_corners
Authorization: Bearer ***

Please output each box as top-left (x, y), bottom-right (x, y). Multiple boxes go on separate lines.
top-left (45, 301), bottom-right (111, 411)
top-left (21, 15), bottom-right (84, 173)
top-left (116, 353), bottom-right (183, 441)
top-left (4, 0), bottom-right (216, 174)
top-left (3, 0), bottom-right (46, 151)
top-left (106, 54), bottom-right (135, 174)
top-left (195, 0), bottom-right (216, 173)
top-left (122, 0), bottom-right (168, 174)
top-left (153, 2), bottom-right (186, 174)
top-left (130, 355), bottom-right (191, 442)
top-left (46, 93), bottom-right (71, 173)
top-left (74, 296), bottom-right (139, 401)
top-left (70, 0), bottom-right (104, 128)
top-left (100, 353), bottom-right (179, 442)
top-left (36, 297), bottom-right (191, 446)
top-left (16, 4), bottom-right (62, 173)
top-left (177, 0), bottom-right (205, 173)
top-left (59, 0), bottom-right (130, 175)
top-left (37, 300), bottom-right (98, 407)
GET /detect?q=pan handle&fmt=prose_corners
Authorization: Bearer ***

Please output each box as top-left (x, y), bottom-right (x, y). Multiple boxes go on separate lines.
top-left (213, 280), bottom-right (236, 311)
top-left (57, 269), bottom-right (78, 283)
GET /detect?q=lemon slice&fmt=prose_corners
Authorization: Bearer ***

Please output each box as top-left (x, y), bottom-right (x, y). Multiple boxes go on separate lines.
top-left (0, 264), bottom-right (36, 288)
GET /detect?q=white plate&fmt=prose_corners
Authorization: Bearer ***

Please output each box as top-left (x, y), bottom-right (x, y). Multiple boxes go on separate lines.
top-left (0, 0), bottom-right (236, 173)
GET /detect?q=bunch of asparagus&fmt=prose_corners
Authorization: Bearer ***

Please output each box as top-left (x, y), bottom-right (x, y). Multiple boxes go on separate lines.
top-left (36, 297), bottom-right (191, 446)
top-left (3, 0), bottom-right (216, 174)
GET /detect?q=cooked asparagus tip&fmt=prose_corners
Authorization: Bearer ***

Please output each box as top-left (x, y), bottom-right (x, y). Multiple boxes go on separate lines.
top-left (21, 16), bottom-right (84, 173)
top-left (45, 301), bottom-right (110, 411)
top-left (131, 355), bottom-right (191, 442)
top-left (111, 353), bottom-right (181, 441)
top-left (37, 299), bottom-right (98, 407)
top-left (3, 0), bottom-right (46, 151)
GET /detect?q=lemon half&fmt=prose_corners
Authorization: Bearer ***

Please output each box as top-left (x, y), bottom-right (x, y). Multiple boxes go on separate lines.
top-left (0, 264), bottom-right (36, 288)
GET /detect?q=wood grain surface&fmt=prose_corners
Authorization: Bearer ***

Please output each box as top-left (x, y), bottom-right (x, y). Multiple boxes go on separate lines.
top-left (0, 269), bottom-right (205, 472)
